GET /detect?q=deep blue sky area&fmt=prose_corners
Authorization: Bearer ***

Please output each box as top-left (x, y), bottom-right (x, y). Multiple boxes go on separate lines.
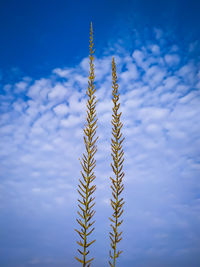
top-left (0, 0), bottom-right (200, 81)
top-left (0, 1), bottom-right (200, 267)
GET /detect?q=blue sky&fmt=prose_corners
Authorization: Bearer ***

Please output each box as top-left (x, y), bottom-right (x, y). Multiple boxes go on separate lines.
top-left (0, 0), bottom-right (200, 266)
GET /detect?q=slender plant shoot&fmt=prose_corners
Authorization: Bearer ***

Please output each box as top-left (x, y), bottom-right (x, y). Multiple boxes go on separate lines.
top-left (75, 22), bottom-right (98, 267)
top-left (109, 57), bottom-right (125, 267)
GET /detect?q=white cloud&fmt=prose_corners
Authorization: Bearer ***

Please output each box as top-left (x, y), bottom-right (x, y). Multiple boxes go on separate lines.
top-left (144, 65), bottom-right (166, 87)
top-left (15, 81), bottom-right (28, 92)
top-left (53, 68), bottom-right (73, 77)
top-left (48, 83), bottom-right (68, 100)
top-left (132, 50), bottom-right (144, 67)
top-left (164, 54), bottom-right (180, 65)
top-left (68, 93), bottom-right (86, 113)
top-left (164, 76), bottom-right (180, 89)
top-left (177, 63), bottom-right (195, 83)
top-left (138, 107), bottom-right (169, 122)
top-left (60, 114), bottom-right (83, 127)
top-left (121, 62), bottom-right (139, 82)
top-left (80, 57), bottom-right (89, 72)
top-left (27, 78), bottom-right (50, 100)
top-left (150, 44), bottom-right (160, 54)
top-left (179, 91), bottom-right (197, 104)
top-left (146, 123), bottom-right (161, 134)
top-left (53, 103), bottom-right (69, 116)
top-left (96, 99), bottom-right (112, 113)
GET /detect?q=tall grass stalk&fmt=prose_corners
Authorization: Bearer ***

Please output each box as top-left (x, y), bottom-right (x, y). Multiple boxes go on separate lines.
top-left (75, 22), bottom-right (98, 267)
top-left (109, 57), bottom-right (125, 267)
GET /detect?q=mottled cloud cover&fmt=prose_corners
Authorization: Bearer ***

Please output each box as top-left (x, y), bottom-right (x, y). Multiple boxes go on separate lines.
top-left (0, 28), bottom-right (200, 266)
